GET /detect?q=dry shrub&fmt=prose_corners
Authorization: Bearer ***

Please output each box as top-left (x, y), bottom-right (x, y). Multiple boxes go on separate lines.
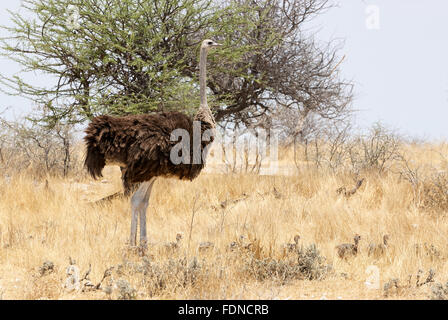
top-left (26, 262), bottom-right (61, 299)
top-left (115, 279), bottom-right (137, 300)
top-left (420, 172), bottom-right (448, 212)
top-left (115, 256), bottom-right (204, 297)
top-left (431, 282), bottom-right (448, 300)
top-left (218, 132), bottom-right (267, 174)
top-left (0, 117), bottom-right (84, 178)
top-left (348, 123), bottom-right (401, 173)
top-left (28, 274), bottom-right (62, 300)
top-left (243, 244), bottom-right (331, 284)
top-left (398, 157), bottom-right (448, 212)
top-left (414, 243), bottom-right (442, 262)
top-left (295, 122), bottom-right (402, 175)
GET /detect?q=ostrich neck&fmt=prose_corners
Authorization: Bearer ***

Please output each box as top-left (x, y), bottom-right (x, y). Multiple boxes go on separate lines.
top-left (199, 48), bottom-right (207, 106)
top-left (195, 47), bottom-right (216, 128)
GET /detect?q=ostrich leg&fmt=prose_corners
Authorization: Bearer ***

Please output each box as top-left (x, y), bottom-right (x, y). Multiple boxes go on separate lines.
top-left (121, 166), bottom-right (139, 196)
top-left (130, 177), bottom-right (156, 247)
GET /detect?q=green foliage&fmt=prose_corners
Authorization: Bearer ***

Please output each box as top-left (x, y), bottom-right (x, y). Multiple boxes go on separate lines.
top-left (1, 0), bottom-right (351, 127)
top-left (1, 0), bottom-right (224, 123)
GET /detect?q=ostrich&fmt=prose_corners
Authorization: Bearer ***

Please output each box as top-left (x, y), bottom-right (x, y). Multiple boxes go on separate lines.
top-left (335, 234), bottom-right (361, 259)
top-left (283, 235), bottom-right (300, 253)
top-left (368, 234), bottom-right (389, 258)
top-left (84, 39), bottom-right (222, 248)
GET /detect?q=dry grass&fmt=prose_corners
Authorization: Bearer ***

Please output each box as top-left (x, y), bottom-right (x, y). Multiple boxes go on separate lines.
top-left (1, 143), bottom-right (448, 300)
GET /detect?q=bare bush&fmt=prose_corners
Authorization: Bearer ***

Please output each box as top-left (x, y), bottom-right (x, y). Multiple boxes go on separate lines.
top-left (116, 257), bottom-right (204, 297)
top-left (0, 117), bottom-right (80, 177)
top-left (420, 172), bottom-right (448, 212)
top-left (243, 244), bottom-right (331, 283)
top-left (348, 123), bottom-right (402, 173)
top-left (400, 164), bottom-right (448, 212)
top-left (397, 153), bottom-right (448, 212)
top-left (431, 282), bottom-right (448, 300)
top-left (292, 121), bottom-right (402, 174)
top-left (115, 279), bottom-right (137, 300)
top-left (218, 122), bottom-right (268, 174)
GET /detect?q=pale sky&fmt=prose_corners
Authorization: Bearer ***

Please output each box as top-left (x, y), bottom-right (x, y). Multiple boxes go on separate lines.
top-left (312, 0), bottom-right (448, 140)
top-left (1, 0), bottom-right (447, 139)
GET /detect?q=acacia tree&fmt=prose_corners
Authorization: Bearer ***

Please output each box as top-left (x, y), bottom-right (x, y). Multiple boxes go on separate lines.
top-left (1, 0), bottom-right (222, 126)
top-left (209, 0), bottom-right (353, 128)
top-left (0, 0), bottom-right (352, 130)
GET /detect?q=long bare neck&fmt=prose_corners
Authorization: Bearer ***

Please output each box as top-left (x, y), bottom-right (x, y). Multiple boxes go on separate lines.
top-left (199, 47), bottom-right (207, 106)
top-left (195, 47), bottom-right (216, 128)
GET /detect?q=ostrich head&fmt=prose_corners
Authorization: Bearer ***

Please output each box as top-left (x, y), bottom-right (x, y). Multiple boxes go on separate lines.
top-left (201, 39), bottom-right (222, 50)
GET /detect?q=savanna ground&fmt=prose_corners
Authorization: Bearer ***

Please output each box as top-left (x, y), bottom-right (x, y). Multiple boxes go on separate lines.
top-left (1, 142), bottom-right (448, 300)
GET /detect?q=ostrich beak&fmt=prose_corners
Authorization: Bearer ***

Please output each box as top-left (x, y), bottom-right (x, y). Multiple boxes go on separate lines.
top-left (213, 42), bottom-right (222, 47)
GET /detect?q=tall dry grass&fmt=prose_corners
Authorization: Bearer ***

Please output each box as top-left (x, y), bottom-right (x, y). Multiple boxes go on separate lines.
top-left (0, 143), bottom-right (448, 300)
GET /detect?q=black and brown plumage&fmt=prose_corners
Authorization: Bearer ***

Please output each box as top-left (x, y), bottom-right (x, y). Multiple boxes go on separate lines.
top-left (84, 40), bottom-right (222, 248)
top-left (84, 111), bottom-right (214, 195)
top-left (336, 234), bottom-right (361, 259)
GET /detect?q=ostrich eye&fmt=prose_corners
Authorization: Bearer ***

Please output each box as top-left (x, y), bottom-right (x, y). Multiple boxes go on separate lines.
top-left (207, 41), bottom-right (213, 45)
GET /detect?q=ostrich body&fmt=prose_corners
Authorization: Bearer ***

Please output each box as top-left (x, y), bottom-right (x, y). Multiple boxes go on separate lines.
top-left (84, 40), bottom-right (221, 247)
